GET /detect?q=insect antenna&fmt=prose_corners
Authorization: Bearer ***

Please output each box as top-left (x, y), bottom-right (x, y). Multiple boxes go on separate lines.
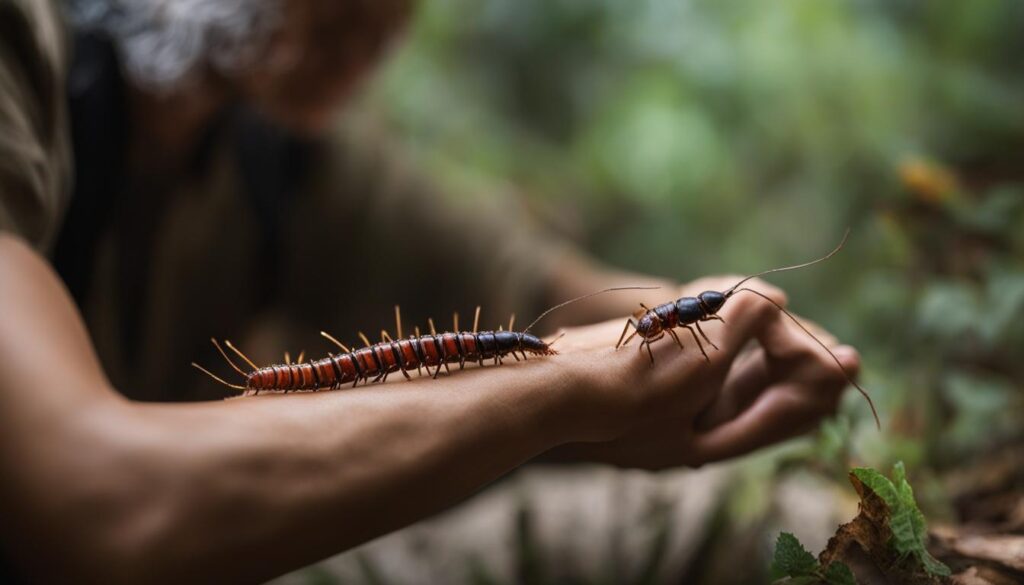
top-left (191, 362), bottom-right (246, 390)
top-left (523, 286), bottom-right (662, 334)
top-left (732, 286), bottom-right (880, 430)
top-left (724, 229), bottom-right (849, 298)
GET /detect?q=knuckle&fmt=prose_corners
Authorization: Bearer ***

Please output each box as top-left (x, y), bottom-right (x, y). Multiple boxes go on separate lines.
top-left (743, 277), bottom-right (788, 307)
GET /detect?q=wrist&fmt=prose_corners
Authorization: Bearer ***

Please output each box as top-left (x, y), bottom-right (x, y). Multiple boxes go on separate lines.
top-left (551, 350), bottom-right (640, 444)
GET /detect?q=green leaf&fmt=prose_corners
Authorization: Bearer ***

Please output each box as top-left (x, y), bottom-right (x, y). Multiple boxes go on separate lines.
top-left (823, 561), bottom-right (856, 585)
top-left (772, 532), bottom-right (819, 577)
top-left (920, 550), bottom-right (952, 578)
top-left (853, 463), bottom-right (952, 578)
top-left (850, 467), bottom-right (900, 509)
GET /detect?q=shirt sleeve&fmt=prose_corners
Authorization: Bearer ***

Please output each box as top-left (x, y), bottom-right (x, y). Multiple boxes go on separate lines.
top-left (0, 0), bottom-right (70, 253)
top-left (282, 111), bottom-right (575, 335)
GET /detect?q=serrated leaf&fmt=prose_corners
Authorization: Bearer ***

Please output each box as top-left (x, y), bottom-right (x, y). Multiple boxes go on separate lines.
top-left (850, 467), bottom-right (900, 509)
top-left (773, 532), bottom-right (819, 577)
top-left (823, 561), bottom-right (856, 585)
top-left (853, 463), bottom-right (952, 578)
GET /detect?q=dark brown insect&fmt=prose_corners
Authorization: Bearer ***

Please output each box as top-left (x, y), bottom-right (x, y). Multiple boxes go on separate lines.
top-left (616, 230), bottom-right (881, 429)
top-left (193, 287), bottom-right (653, 394)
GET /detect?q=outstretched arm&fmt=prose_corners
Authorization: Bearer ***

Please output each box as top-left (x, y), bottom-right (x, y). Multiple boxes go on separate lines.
top-left (0, 232), bottom-right (853, 583)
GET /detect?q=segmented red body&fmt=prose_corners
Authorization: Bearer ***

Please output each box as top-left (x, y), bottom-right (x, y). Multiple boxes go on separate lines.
top-left (245, 331), bottom-right (552, 393)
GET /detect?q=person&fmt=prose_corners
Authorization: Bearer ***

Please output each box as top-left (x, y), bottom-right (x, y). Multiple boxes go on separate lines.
top-left (0, 0), bottom-right (860, 582)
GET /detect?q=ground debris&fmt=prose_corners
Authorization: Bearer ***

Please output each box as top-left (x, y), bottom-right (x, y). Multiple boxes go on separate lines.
top-left (817, 471), bottom-right (946, 585)
top-left (931, 525), bottom-right (1024, 583)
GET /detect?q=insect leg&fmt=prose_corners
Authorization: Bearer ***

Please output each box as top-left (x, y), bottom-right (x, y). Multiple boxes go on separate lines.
top-left (413, 326), bottom-right (423, 376)
top-left (616, 317), bottom-right (638, 349)
top-left (191, 362), bottom-right (246, 390)
top-left (212, 339), bottom-right (251, 376)
top-left (682, 325), bottom-right (710, 362)
top-left (321, 331), bottom-right (351, 353)
top-left (667, 328), bottom-right (685, 351)
top-left (694, 322), bottom-right (719, 351)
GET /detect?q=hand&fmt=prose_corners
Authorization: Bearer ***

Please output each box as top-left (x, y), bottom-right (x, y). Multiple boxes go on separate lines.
top-left (547, 276), bottom-right (859, 469)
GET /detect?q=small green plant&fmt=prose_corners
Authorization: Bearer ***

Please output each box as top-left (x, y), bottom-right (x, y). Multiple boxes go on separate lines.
top-left (849, 462), bottom-right (950, 578)
top-left (772, 532), bottom-right (855, 585)
top-left (772, 462), bottom-right (950, 584)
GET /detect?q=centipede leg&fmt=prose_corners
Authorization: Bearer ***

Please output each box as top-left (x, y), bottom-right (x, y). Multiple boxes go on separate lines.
top-left (683, 325), bottom-right (710, 362)
top-left (644, 339), bottom-right (655, 365)
top-left (695, 322), bottom-right (719, 351)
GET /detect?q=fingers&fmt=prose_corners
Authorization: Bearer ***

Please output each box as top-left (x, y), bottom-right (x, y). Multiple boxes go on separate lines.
top-left (691, 300), bottom-right (861, 457)
top-left (693, 347), bottom-right (771, 431)
top-left (691, 382), bottom-right (829, 464)
top-left (691, 350), bottom-right (851, 464)
top-left (710, 278), bottom-right (788, 363)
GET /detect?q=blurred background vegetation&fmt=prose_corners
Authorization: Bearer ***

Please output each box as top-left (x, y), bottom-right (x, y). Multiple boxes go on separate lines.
top-left (336, 0), bottom-right (1024, 582)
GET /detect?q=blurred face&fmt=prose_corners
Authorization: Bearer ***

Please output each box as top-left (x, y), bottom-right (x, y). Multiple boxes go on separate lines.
top-left (235, 0), bottom-right (412, 135)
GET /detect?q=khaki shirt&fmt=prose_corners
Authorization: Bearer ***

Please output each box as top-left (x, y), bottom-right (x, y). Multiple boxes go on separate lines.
top-left (0, 0), bottom-right (567, 402)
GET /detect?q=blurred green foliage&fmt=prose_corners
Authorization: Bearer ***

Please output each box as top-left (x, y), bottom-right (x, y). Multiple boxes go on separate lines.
top-left (368, 0), bottom-right (1024, 462)
top-left (357, 0), bottom-right (1024, 581)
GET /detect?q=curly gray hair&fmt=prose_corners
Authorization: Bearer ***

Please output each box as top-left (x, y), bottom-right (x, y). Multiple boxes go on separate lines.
top-left (66, 0), bottom-right (282, 90)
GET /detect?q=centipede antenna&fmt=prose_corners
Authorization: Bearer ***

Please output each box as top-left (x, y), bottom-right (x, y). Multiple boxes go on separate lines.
top-left (546, 332), bottom-right (567, 348)
top-left (733, 286), bottom-right (881, 430)
top-left (208, 338), bottom-right (246, 374)
top-left (453, 311), bottom-right (460, 332)
top-left (523, 286), bottom-right (661, 334)
top-left (358, 331), bottom-right (372, 348)
top-left (284, 351), bottom-right (291, 365)
top-left (473, 306), bottom-right (481, 333)
top-left (725, 229), bottom-right (850, 297)
top-left (321, 331), bottom-right (351, 353)
top-left (192, 362), bottom-right (246, 390)
top-left (428, 318), bottom-right (437, 336)
top-left (297, 350), bottom-right (305, 364)
top-left (223, 340), bottom-right (259, 372)
top-left (394, 305), bottom-right (404, 339)
top-left (509, 314), bottom-right (516, 331)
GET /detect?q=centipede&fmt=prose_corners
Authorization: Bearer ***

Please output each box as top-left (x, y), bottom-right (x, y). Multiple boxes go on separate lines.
top-left (192, 287), bottom-right (655, 395)
top-left (615, 230), bottom-right (881, 429)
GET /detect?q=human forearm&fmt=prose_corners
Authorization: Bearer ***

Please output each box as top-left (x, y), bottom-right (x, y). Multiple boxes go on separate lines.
top-left (114, 362), bottom-right (581, 582)
top-left (0, 233), bottom-right (587, 582)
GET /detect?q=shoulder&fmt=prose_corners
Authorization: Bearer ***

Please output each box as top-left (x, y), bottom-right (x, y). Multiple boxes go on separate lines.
top-left (0, 0), bottom-right (71, 253)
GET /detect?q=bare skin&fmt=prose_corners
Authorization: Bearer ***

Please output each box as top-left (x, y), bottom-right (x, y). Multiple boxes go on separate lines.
top-left (0, 1), bottom-right (862, 581)
top-left (0, 233), bottom-right (857, 583)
